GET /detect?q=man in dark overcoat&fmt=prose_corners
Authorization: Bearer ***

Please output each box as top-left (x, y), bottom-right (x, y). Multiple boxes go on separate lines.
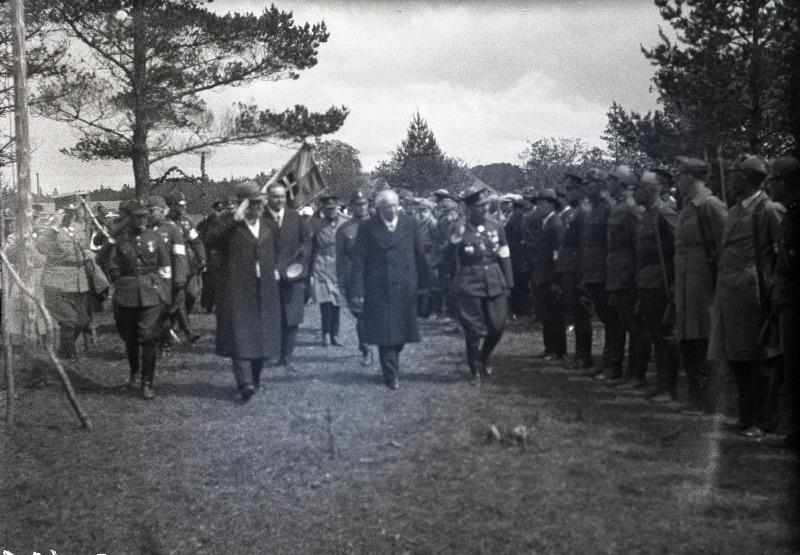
top-left (349, 189), bottom-right (432, 389)
top-left (207, 181), bottom-right (281, 402)
top-left (264, 182), bottom-right (310, 372)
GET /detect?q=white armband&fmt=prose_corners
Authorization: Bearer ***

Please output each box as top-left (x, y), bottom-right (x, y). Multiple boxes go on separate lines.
top-left (188, 229), bottom-right (199, 240)
top-left (173, 244), bottom-right (186, 256)
top-left (158, 266), bottom-right (172, 279)
top-left (497, 245), bottom-right (510, 258)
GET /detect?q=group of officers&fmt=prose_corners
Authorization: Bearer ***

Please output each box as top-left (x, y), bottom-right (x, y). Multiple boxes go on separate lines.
top-left (7, 153), bottom-right (798, 448)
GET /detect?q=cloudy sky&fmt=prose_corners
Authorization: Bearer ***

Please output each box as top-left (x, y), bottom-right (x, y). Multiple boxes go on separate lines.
top-left (11, 0), bottom-right (667, 195)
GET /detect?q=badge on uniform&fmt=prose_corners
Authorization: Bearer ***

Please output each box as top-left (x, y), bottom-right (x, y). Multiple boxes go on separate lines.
top-left (147, 240), bottom-right (155, 252)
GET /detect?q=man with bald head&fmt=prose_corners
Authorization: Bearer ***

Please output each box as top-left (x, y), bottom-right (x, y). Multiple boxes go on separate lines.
top-left (349, 189), bottom-right (432, 389)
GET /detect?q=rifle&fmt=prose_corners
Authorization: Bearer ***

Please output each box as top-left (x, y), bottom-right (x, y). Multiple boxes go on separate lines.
top-left (652, 207), bottom-right (675, 327)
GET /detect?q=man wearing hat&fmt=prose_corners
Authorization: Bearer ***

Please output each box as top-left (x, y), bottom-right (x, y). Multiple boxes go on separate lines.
top-left (556, 172), bottom-right (593, 369)
top-left (449, 185), bottom-right (514, 383)
top-left (673, 156), bottom-right (727, 413)
top-left (350, 188), bottom-right (432, 389)
top-left (146, 195), bottom-right (188, 352)
top-left (264, 181), bottom-right (311, 372)
top-left (206, 181), bottom-right (281, 402)
top-left (710, 155), bottom-right (784, 437)
top-left (337, 189), bottom-right (374, 366)
top-left (605, 166), bottom-right (649, 390)
top-left (581, 169), bottom-right (626, 380)
top-left (633, 170), bottom-right (680, 402)
top-left (310, 194), bottom-right (347, 346)
top-left (433, 194), bottom-right (462, 320)
top-left (166, 192), bottom-right (206, 344)
top-left (530, 188), bottom-right (566, 360)
top-left (105, 200), bottom-right (172, 399)
top-left (769, 156), bottom-right (800, 447)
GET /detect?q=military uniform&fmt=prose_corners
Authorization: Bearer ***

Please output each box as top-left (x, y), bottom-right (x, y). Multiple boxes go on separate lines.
top-left (605, 196), bottom-right (648, 387)
top-left (556, 203), bottom-right (592, 367)
top-left (147, 196), bottom-right (188, 349)
top-left (582, 195), bottom-right (625, 379)
top-left (453, 188), bottom-right (513, 380)
top-left (166, 194), bottom-right (205, 342)
top-left (310, 197), bottom-right (347, 345)
top-left (106, 212), bottom-right (172, 398)
top-left (505, 202), bottom-right (532, 317)
top-left (635, 198), bottom-right (680, 399)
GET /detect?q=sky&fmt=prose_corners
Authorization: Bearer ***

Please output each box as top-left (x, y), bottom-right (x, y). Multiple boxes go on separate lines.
top-left (7, 0), bottom-right (667, 195)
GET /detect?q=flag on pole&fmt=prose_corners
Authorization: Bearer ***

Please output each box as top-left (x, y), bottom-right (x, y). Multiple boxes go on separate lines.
top-left (264, 143), bottom-right (326, 207)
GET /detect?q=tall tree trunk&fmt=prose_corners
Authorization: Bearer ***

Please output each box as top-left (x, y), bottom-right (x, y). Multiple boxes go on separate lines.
top-left (747, 1), bottom-right (763, 155)
top-left (131, 0), bottom-right (150, 197)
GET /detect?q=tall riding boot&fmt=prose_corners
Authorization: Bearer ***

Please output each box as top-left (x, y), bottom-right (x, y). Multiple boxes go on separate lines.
top-left (480, 331), bottom-right (502, 375)
top-left (125, 342), bottom-right (140, 390)
top-left (57, 324), bottom-right (77, 359)
top-left (465, 334), bottom-right (483, 383)
top-left (140, 341), bottom-right (159, 400)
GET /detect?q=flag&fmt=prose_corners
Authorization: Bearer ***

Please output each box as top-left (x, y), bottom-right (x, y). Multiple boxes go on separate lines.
top-left (264, 143), bottom-right (326, 207)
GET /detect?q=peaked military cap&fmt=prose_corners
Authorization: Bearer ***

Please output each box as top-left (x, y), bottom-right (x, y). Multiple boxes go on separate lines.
top-left (769, 156), bottom-right (800, 185)
top-left (416, 198), bottom-right (435, 210)
top-left (319, 194), bottom-right (340, 207)
top-left (647, 167), bottom-right (674, 185)
top-left (146, 195), bottom-right (167, 208)
top-left (458, 184), bottom-right (489, 206)
top-left (433, 188), bottom-right (452, 199)
top-left (608, 165), bottom-right (638, 188)
top-left (738, 155), bottom-right (768, 181)
top-left (534, 188), bottom-right (562, 209)
top-left (675, 156), bottom-right (710, 179)
top-left (563, 172), bottom-right (584, 189)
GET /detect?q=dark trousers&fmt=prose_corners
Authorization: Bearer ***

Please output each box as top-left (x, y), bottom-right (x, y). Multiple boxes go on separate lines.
top-left (559, 272), bottom-right (592, 360)
top-left (280, 324), bottom-right (298, 364)
top-left (611, 288), bottom-right (650, 382)
top-left (730, 357), bottom-right (783, 432)
top-left (680, 339), bottom-right (719, 412)
top-left (200, 267), bottom-right (218, 312)
top-left (458, 293), bottom-right (508, 371)
top-left (169, 286), bottom-right (194, 337)
top-left (637, 288), bottom-right (680, 394)
top-left (378, 344), bottom-right (404, 385)
top-left (124, 340), bottom-right (159, 385)
top-left (533, 283), bottom-right (566, 357)
top-left (232, 358), bottom-right (265, 389)
top-left (510, 270), bottom-right (532, 316)
top-left (351, 311), bottom-right (368, 356)
top-left (320, 302), bottom-right (340, 339)
top-left (586, 282), bottom-right (625, 374)
top-left (781, 305), bottom-right (800, 439)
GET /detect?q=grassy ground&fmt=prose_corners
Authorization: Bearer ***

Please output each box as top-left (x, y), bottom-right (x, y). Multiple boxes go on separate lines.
top-left (1, 308), bottom-right (798, 554)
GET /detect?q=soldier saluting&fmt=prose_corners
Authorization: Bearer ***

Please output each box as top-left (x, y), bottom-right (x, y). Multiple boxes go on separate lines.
top-left (451, 185), bottom-right (514, 384)
top-left (105, 199), bottom-right (172, 400)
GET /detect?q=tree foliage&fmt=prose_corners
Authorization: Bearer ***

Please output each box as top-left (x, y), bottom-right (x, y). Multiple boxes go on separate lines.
top-left (0, 0), bottom-right (70, 167)
top-left (471, 163), bottom-right (526, 194)
top-left (37, 0), bottom-right (348, 195)
top-left (373, 112), bottom-right (464, 195)
top-left (519, 137), bottom-right (609, 191)
top-left (606, 0), bottom-right (797, 162)
top-left (311, 139), bottom-right (364, 198)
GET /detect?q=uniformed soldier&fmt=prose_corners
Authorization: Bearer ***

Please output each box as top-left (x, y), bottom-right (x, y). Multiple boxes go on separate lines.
top-left (166, 192), bottom-right (206, 343)
top-left (451, 185), bottom-right (514, 384)
top-left (530, 188), bottom-right (566, 360)
top-left (105, 199), bottom-right (172, 400)
top-left (414, 197), bottom-right (442, 318)
top-left (709, 155), bottom-right (784, 437)
top-left (604, 166), bottom-right (649, 390)
top-left (310, 194), bottom-right (347, 346)
top-left (336, 190), bottom-right (373, 365)
top-left (146, 195), bottom-right (188, 352)
top-left (768, 156), bottom-right (800, 448)
top-left (634, 171), bottom-right (680, 402)
top-left (434, 194), bottom-right (462, 320)
top-left (673, 156), bottom-right (727, 413)
top-left (581, 169), bottom-right (626, 380)
top-left (196, 200), bottom-right (226, 313)
top-left (556, 173), bottom-right (593, 369)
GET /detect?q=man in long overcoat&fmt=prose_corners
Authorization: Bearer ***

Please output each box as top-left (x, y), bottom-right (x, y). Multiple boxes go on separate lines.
top-left (710, 156), bottom-right (784, 436)
top-left (264, 182), bottom-right (310, 371)
top-left (310, 195), bottom-right (347, 346)
top-left (673, 157), bottom-right (727, 413)
top-left (207, 181), bottom-right (281, 402)
top-left (349, 189), bottom-right (432, 389)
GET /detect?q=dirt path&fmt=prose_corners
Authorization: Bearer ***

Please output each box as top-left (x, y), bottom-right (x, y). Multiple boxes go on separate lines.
top-left (1, 309), bottom-right (798, 554)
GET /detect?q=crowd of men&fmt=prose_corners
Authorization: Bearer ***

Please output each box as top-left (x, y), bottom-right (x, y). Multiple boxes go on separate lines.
top-left (2, 153), bottom-right (798, 448)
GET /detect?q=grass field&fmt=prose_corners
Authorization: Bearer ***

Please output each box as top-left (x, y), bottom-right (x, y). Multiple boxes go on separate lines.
top-left (1, 308), bottom-right (798, 554)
